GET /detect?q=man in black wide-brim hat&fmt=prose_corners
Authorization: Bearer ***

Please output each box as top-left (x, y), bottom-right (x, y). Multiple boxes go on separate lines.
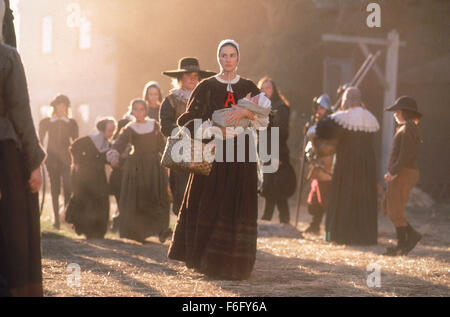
top-left (159, 57), bottom-right (215, 216)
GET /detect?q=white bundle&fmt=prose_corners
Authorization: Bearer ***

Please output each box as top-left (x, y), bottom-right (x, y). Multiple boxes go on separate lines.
top-left (212, 92), bottom-right (272, 129)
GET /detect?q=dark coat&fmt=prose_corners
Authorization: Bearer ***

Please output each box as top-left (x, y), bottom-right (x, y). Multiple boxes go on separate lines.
top-left (0, 43), bottom-right (46, 171)
top-left (0, 43), bottom-right (45, 296)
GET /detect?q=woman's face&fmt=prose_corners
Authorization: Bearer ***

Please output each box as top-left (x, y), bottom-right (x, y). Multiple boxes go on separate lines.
top-left (146, 86), bottom-right (160, 106)
top-left (219, 45), bottom-right (239, 73)
top-left (132, 103), bottom-right (147, 122)
top-left (180, 72), bottom-right (199, 91)
top-left (260, 80), bottom-right (274, 99)
top-left (54, 103), bottom-right (68, 117)
top-left (394, 110), bottom-right (405, 124)
top-left (102, 122), bottom-right (116, 140)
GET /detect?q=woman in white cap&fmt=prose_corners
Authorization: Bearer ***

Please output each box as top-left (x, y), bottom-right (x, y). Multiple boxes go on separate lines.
top-left (142, 81), bottom-right (163, 122)
top-left (168, 40), bottom-right (264, 280)
top-left (316, 86), bottom-right (380, 245)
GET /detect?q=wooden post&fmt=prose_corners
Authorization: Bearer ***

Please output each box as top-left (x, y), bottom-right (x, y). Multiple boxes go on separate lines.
top-left (380, 30), bottom-right (400, 182)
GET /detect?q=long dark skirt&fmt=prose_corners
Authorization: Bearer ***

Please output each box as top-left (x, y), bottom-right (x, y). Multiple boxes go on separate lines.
top-left (65, 166), bottom-right (110, 239)
top-left (168, 135), bottom-right (258, 280)
top-left (0, 140), bottom-right (43, 296)
top-left (325, 130), bottom-right (378, 245)
top-left (119, 152), bottom-right (170, 242)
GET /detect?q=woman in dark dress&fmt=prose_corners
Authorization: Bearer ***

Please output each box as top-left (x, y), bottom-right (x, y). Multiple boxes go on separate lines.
top-left (0, 12), bottom-right (46, 296)
top-left (258, 77), bottom-right (296, 224)
top-left (39, 94), bottom-right (79, 229)
top-left (168, 40), bottom-right (266, 280)
top-left (143, 81), bottom-right (163, 122)
top-left (65, 118), bottom-right (116, 239)
top-left (316, 87), bottom-right (380, 245)
top-left (107, 99), bottom-right (171, 244)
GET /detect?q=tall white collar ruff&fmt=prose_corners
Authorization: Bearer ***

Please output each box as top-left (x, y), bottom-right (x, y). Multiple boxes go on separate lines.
top-left (330, 107), bottom-right (380, 133)
top-left (128, 118), bottom-right (156, 135)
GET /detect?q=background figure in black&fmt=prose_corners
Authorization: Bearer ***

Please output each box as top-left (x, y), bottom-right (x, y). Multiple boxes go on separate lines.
top-left (2, 0), bottom-right (16, 47)
top-left (160, 57), bottom-right (215, 215)
top-left (258, 77), bottom-right (296, 224)
top-left (1, 2), bottom-right (46, 294)
top-left (143, 81), bottom-right (163, 121)
top-left (65, 118), bottom-right (116, 239)
top-left (316, 87), bottom-right (379, 245)
top-left (39, 94), bottom-right (79, 229)
top-left (303, 94), bottom-right (334, 234)
top-left (109, 112), bottom-right (132, 232)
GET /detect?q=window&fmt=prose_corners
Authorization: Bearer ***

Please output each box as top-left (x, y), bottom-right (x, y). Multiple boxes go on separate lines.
top-left (42, 16), bottom-right (53, 54)
top-left (78, 104), bottom-right (90, 123)
top-left (79, 18), bottom-right (92, 50)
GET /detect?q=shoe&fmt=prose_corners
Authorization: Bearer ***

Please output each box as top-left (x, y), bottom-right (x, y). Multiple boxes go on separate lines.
top-left (401, 223), bottom-right (422, 255)
top-left (384, 226), bottom-right (407, 256)
top-left (159, 228), bottom-right (173, 243)
top-left (304, 223), bottom-right (320, 235)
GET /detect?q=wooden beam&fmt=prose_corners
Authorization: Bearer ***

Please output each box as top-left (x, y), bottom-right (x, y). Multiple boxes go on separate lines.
top-left (322, 33), bottom-right (406, 47)
top-left (358, 43), bottom-right (388, 88)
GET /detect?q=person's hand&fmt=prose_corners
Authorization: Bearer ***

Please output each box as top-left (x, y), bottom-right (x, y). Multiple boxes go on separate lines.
top-left (384, 172), bottom-right (397, 183)
top-left (245, 92), bottom-right (259, 104)
top-left (73, 164), bottom-right (79, 173)
top-left (28, 167), bottom-right (43, 193)
top-left (224, 106), bottom-right (254, 127)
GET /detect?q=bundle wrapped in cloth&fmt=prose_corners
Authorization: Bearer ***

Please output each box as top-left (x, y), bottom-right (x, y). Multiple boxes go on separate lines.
top-left (212, 93), bottom-right (272, 129)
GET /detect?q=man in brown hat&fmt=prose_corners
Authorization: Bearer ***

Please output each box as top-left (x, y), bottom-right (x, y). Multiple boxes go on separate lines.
top-left (383, 96), bottom-right (423, 256)
top-left (159, 57), bottom-right (215, 215)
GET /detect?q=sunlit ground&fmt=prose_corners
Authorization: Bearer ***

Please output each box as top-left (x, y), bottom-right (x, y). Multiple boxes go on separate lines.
top-left (39, 192), bottom-right (450, 297)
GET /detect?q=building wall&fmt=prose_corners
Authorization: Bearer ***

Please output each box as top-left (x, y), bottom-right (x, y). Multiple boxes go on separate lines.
top-left (18, 0), bottom-right (117, 136)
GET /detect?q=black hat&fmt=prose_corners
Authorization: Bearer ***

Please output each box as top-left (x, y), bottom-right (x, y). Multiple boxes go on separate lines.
top-left (50, 94), bottom-right (71, 108)
top-left (385, 96), bottom-right (422, 117)
top-left (162, 57), bottom-right (216, 79)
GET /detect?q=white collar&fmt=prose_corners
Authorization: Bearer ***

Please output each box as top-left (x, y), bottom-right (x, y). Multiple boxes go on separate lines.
top-left (330, 107), bottom-right (380, 133)
top-left (129, 119), bottom-right (156, 135)
top-left (50, 116), bottom-right (70, 123)
top-left (214, 74), bottom-right (241, 84)
top-left (169, 88), bottom-right (192, 101)
top-left (88, 133), bottom-right (110, 153)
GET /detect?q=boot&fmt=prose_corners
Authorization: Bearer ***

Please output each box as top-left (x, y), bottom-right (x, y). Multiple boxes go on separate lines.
top-left (384, 226), bottom-right (407, 256)
top-left (304, 213), bottom-right (322, 235)
top-left (401, 223), bottom-right (422, 255)
top-left (304, 222), bottom-right (320, 235)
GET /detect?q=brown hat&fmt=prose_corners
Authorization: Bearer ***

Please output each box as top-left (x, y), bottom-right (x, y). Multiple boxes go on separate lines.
top-left (162, 57), bottom-right (216, 79)
top-left (385, 96), bottom-right (422, 118)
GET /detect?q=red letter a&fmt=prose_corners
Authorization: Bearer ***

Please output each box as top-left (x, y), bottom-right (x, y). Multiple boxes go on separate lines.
top-left (224, 92), bottom-right (236, 108)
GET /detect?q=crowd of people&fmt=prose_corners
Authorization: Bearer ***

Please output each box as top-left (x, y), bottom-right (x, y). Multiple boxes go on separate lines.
top-left (0, 0), bottom-right (424, 296)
